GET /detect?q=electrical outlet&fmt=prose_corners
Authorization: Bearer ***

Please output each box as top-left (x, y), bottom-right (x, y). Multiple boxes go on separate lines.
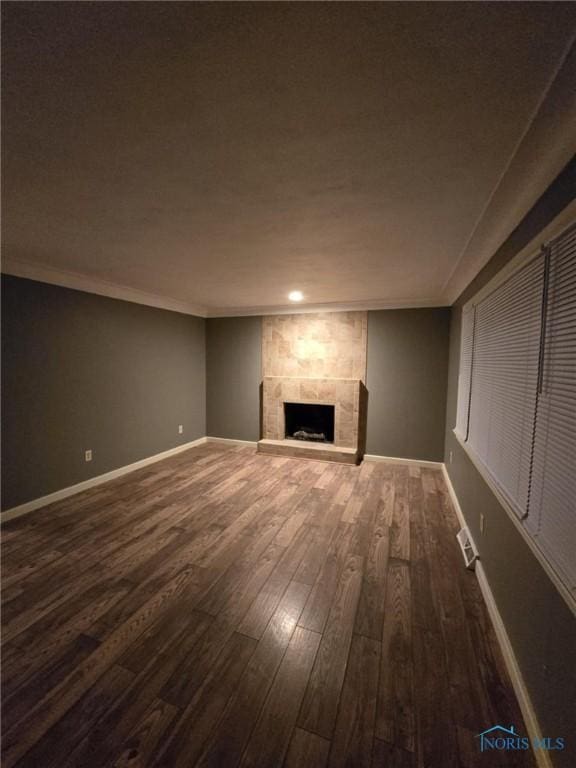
top-left (178, 425), bottom-right (183, 434)
top-left (85, 449), bottom-right (92, 462)
top-left (449, 450), bottom-right (453, 464)
top-left (480, 513), bottom-right (485, 534)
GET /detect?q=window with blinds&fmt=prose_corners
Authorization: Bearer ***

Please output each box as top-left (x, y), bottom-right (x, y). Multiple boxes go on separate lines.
top-left (455, 221), bottom-right (576, 603)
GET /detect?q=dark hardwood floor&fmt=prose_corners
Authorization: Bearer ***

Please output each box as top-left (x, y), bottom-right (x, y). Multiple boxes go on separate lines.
top-left (1, 443), bottom-right (534, 767)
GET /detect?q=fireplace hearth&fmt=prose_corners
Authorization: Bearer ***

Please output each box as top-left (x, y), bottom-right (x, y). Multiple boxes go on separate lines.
top-left (284, 402), bottom-right (335, 443)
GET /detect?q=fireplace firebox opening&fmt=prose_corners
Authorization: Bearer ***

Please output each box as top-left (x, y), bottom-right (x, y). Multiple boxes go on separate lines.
top-left (284, 402), bottom-right (335, 443)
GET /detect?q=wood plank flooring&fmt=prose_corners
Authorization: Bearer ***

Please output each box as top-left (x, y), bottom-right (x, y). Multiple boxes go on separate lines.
top-left (1, 443), bottom-right (534, 767)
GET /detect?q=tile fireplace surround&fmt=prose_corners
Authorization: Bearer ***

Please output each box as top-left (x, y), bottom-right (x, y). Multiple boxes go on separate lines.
top-left (258, 311), bottom-right (367, 463)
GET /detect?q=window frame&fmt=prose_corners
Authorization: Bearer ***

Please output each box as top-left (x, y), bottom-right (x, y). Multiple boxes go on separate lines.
top-left (452, 202), bottom-right (576, 616)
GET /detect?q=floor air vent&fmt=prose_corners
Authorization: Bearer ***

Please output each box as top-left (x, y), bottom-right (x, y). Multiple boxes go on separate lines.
top-left (456, 528), bottom-right (478, 570)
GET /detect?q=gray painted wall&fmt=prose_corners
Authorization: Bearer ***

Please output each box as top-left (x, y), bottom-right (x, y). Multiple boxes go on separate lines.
top-left (206, 317), bottom-right (262, 442)
top-left (2, 287), bottom-right (449, 511)
top-left (1, 276), bottom-right (206, 510)
top-left (366, 309), bottom-right (450, 462)
top-left (444, 157), bottom-right (576, 764)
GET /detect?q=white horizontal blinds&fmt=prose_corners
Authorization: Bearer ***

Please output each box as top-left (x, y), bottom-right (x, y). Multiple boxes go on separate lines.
top-left (455, 305), bottom-right (475, 440)
top-left (527, 224), bottom-right (576, 593)
top-left (468, 255), bottom-right (544, 517)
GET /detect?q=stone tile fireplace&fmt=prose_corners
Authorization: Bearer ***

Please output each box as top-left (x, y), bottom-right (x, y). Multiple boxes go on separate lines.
top-left (257, 311), bottom-right (367, 463)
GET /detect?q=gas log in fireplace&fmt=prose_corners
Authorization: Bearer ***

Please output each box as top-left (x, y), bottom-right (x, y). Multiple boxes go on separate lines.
top-left (284, 402), bottom-right (335, 443)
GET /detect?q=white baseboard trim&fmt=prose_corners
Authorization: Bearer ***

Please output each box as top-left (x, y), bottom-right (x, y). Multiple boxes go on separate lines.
top-left (1, 437), bottom-right (208, 524)
top-left (364, 454), bottom-right (443, 469)
top-left (441, 465), bottom-right (550, 768)
top-left (206, 437), bottom-right (258, 447)
top-left (441, 464), bottom-right (468, 530)
top-left (475, 562), bottom-right (551, 768)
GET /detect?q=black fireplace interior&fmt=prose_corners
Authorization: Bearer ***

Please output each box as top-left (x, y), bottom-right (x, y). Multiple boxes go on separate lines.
top-left (284, 402), bottom-right (335, 443)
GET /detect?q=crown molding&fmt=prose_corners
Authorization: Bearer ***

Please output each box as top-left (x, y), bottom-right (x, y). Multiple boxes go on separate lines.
top-left (441, 35), bottom-right (576, 305)
top-left (206, 297), bottom-right (447, 317)
top-left (0, 259), bottom-right (447, 317)
top-left (1, 258), bottom-right (208, 318)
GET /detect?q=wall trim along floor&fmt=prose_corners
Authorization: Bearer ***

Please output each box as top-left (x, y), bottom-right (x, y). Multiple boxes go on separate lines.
top-left (0, 441), bottom-right (449, 522)
top-left (441, 465), bottom-right (551, 768)
top-left (1, 437), bottom-right (209, 523)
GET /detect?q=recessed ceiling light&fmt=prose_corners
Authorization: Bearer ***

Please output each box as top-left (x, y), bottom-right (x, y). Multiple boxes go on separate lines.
top-left (288, 290), bottom-right (304, 302)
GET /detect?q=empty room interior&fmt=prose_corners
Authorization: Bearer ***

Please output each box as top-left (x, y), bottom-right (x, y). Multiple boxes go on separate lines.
top-left (2, 3), bottom-right (576, 767)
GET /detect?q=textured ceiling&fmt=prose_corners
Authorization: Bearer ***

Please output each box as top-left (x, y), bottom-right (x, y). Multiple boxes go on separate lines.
top-left (3, 2), bottom-right (576, 315)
